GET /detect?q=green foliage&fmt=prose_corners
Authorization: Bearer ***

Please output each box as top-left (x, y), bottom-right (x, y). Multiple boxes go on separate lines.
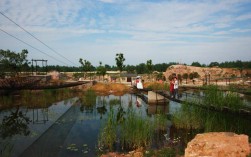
top-left (154, 112), bottom-right (168, 130)
top-left (81, 89), bottom-right (97, 106)
top-left (98, 109), bottom-right (117, 150)
top-left (191, 61), bottom-right (202, 67)
top-left (96, 62), bottom-right (107, 79)
top-left (156, 72), bottom-right (166, 81)
top-left (147, 82), bottom-right (169, 91)
top-left (172, 102), bottom-right (203, 129)
top-left (73, 72), bottom-right (84, 79)
top-left (188, 72), bottom-right (200, 80)
top-left (146, 59), bottom-right (153, 74)
top-left (0, 49), bottom-right (29, 78)
top-left (115, 53), bottom-right (125, 72)
top-left (173, 103), bottom-right (251, 135)
top-left (98, 108), bottom-right (168, 151)
top-left (203, 85), bottom-right (244, 111)
top-left (109, 98), bottom-right (121, 106)
top-left (120, 109), bottom-right (154, 149)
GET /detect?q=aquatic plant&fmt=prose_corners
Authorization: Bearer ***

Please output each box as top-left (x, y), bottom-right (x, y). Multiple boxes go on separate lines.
top-left (109, 98), bottom-right (121, 106)
top-left (81, 89), bottom-right (97, 106)
top-left (173, 102), bottom-right (251, 135)
top-left (172, 102), bottom-right (203, 130)
top-left (202, 85), bottom-right (244, 111)
top-left (98, 109), bottom-right (117, 150)
top-left (154, 112), bottom-right (168, 130)
top-left (120, 109), bottom-right (155, 149)
top-left (98, 108), bottom-right (158, 151)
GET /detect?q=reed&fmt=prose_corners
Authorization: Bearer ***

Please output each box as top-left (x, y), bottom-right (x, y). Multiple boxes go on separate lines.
top-left (98, 109), bottom-right (117, 150)
top-left (120, 109), bottom-right (155, 149)
top-left (98, 108), bottom-right (156, 151)
top-left (154, 112), bottom-right (168, 130)
top-left (109, 98), bottom-right (121, 106)
top-left (203, 85), bottom-right (244, 111)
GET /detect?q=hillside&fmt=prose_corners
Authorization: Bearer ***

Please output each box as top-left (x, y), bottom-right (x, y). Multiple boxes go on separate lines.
top-left (164, 64), bottom-right (251, 85)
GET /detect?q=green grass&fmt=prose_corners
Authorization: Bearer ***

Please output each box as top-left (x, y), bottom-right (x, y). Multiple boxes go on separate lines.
top-left (98, 107), bottom-right (168, 151)
top-left (147, 82), bottom-right (169, 91)
top-left (120, 109), bottom-right (155, 149)
top-left (98, 109), bottom-right (117, 150)
top-left (202, 85), bottom-right (244, 111)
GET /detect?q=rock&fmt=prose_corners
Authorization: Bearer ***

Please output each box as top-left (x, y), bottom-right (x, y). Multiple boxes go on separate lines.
top-left (185, 132), bottom-right (250, 157)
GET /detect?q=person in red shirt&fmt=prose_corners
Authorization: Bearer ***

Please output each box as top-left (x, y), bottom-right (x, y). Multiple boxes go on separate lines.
top-left (170, 78), bottom-right (174, 98)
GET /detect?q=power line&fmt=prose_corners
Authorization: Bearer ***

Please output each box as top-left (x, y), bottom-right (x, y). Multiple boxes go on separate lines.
top-left (0, 11), bottom-right (78, 66)
top-left (0, 27), bottom-right (69, 65)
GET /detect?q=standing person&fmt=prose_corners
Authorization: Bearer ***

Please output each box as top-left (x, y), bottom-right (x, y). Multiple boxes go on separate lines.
top-left (174, 77), bottom-right (179, 98)
top-left (170, 78), bottom-right (174, 98)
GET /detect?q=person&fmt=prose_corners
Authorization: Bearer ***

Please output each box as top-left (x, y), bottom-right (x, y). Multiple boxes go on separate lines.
top-left (170, 78), bottom-right (174, 98)
top-left (135, 76), bottom-right (143, 89)
top-left (173, 77), bottom-right (178, 98)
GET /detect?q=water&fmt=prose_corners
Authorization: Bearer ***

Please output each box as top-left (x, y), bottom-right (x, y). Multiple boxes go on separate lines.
top-left (0, 89), bottom-right (250, 157)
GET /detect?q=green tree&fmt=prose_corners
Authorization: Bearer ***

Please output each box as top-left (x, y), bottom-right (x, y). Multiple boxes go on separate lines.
top-left (182, 73), bottom-right (188, 84)
top-left (146, 59), bottom-right (153, 80)
top-left (96, 61), bottom-right (107, 81)
top-left (209, 62), bottom-right (219, 67)
top-left (79, 58), bottom-right (92, 79)
top-left (115, 53), bottom-right (125, 81)
top-left (0, 49), bottom-right (29, 78)
top-left (191, 61), bottom-right (201, 67)
top-left (136, 63), bottom-right (147, 74)
top-left (115, 53), bottom-right (125, 72)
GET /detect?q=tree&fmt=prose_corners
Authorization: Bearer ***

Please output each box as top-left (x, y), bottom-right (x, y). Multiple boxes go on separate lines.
top-left (209, 62), bottom-right (219, 67)
top-left (189, 73), bottom-right (194, 80)
top-left (191, 61), bottom-right (201, 67)
top-left (182, 73), bottom-right (188, 84)
top-left (79, 58), bottom-right (92, 79)
top-left (177, 74), bottom-right (182, 84)
top-left (115, 53), bottom-right (125, 72)
top-left (96, 61), bottom-right (107, 81)
top-left (125, 65), bottom-right (136, 73)
top-left (115, 53), bottom-right (125, 82)
top-left (146, 59), bottom-right (153, 81)
top-left (0, 49), bottom-right (29, 78)
top-left (136, 63), bottom-right (147, 74)
top-left (156, 72), bottom-right (165, 81)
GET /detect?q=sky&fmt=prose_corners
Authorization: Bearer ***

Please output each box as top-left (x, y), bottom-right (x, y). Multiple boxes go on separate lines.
top-left (0, 0), bottom-right (251, 67)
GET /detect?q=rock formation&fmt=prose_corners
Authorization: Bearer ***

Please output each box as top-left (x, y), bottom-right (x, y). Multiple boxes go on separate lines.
top-left (164, 64), bottom-right (251, 85)
top-left (185, 132), bottom-right (250, 157)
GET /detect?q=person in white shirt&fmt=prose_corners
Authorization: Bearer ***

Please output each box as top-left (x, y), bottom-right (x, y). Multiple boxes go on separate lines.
top-left (173, 77), bottom-right (178, 98)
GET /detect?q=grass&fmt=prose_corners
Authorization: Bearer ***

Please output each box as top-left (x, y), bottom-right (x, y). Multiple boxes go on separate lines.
top-left (120, 109), bottom-right (155, 149)
top-left (194, 85), bottom-right (245, 111)
top-left (98, 109), bottom-right (117, 150)
top-left (144, 82), bottom-right (169, 91)
top-left (98, 107), bottom-right (168, 151)
top-left (172, 102), bottom-right (251, 134)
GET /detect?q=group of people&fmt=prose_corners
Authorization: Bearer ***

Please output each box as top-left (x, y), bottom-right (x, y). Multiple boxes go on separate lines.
top-left (170, 75), bottom-right (178, 98)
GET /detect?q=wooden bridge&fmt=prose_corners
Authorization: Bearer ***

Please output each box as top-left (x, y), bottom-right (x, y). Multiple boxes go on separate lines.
top-left (0, 76), bottom-right (90, 90)
top-left (136, 88), bottom-right (251, 117)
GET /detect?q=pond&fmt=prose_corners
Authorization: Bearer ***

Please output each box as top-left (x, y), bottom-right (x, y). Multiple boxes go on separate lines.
top-left (0, 89), bottom-right (250, 157)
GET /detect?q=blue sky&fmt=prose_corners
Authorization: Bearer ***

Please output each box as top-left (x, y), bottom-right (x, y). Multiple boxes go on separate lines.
top-left (0, 0), bottom-right (251, 66)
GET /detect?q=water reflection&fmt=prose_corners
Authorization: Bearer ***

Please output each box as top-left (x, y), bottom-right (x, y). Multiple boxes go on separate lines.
top-left (172, 103), bottom-right (251, 143)
top-left (0, 89), bottom-right (250, 157)
top-left (0, 106), bottom-right (31, 139)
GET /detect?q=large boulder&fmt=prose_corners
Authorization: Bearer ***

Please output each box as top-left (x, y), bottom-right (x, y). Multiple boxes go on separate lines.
top-left (185, 132), bottom-right (250, 157)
